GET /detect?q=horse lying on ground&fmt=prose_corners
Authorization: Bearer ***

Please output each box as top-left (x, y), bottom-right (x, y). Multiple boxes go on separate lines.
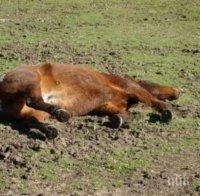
top-left (0, 63), bottom-right (180, 139)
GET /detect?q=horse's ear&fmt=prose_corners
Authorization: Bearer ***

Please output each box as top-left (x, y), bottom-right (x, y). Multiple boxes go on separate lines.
top-left (0, 74), bottom-right (5, 82)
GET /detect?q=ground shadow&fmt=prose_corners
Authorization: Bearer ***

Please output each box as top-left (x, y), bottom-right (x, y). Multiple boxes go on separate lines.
top-left (148, 113), bottom-right (161, 123)
top-left (0, 120), bottom-right (46, 141)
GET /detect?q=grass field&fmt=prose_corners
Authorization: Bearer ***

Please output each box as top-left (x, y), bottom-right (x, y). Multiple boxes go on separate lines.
top-left (0, 0), bottom-right (200, 195)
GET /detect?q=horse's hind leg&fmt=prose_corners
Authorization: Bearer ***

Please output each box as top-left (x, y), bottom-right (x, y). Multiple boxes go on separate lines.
top-left (135, 79), bottom-right (181, 101)
top-left (96, 98), bottom-right (132, 128)
top-left (125, 81), bottom-right (173, 122)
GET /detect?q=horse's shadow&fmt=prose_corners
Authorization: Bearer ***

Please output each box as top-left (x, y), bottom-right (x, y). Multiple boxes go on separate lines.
top-left (1, 120), bottom-right (46, 141)
top-left (148, 113), bottom-right (162, 123)
top-left (1, 112), bottom-right (164, 141)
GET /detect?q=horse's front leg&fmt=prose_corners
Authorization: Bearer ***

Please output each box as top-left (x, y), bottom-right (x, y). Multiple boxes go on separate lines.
top-left (25, 83), bottom-right (71, 122)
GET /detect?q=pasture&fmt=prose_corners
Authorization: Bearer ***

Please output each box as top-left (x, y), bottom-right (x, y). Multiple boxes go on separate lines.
top-left (0, 0), bottom-right (199, 195)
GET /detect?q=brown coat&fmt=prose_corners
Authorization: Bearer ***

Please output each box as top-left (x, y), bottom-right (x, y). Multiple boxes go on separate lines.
top-left (0, 63), bottom-right (180, 138)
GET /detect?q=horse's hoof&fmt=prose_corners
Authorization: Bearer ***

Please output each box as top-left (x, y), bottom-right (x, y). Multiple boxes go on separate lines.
top-left (54, 109), bottom-right (70, 122)
top-left (45, 125), bottom-right (58, 139)
top-left (109, 115), bottom-right (123, 129)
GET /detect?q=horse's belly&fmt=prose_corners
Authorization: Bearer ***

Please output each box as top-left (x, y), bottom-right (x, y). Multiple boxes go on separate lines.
top-left (41, 91), bottom-right (64, 105)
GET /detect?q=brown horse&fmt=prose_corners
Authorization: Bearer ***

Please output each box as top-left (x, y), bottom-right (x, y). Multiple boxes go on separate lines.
top-left (0, 63), bottom-right (180, 139)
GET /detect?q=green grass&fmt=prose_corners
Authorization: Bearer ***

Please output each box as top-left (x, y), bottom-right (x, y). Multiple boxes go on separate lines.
top-left (0, 0), bottom-right (200, 194)
top-left (193, 180), bottom-right (200, 191)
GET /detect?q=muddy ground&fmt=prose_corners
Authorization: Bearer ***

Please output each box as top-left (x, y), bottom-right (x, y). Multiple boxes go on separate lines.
top-left (0, 103), bottom-right (199, 195)
top-left (0, 0), bottom-right (200, 195)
